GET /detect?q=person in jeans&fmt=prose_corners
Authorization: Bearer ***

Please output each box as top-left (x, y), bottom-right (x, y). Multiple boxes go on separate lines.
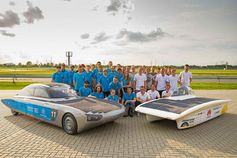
top-left (122, 87), bottom-right (136, 117)
top-left (154, 67), bottom-right (168, 97)
top-left (179, 64), bottom-right (192, 87)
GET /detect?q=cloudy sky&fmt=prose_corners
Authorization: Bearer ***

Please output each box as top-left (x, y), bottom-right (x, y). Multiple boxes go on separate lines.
top-left (0, 0), bottom-right (237, 66)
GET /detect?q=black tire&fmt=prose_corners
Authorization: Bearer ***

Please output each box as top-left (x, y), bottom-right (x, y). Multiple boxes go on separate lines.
top-left (62, 113), bottom-right (78, 135)
top-left (11, 110), bottom-right (19, 116)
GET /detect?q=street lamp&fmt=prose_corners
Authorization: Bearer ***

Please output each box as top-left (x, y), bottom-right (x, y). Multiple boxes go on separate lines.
top-left (66, 51), bottom-right (73, 66)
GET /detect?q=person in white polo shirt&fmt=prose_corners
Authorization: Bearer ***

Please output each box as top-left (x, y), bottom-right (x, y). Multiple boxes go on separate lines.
top-left (154, 68), bottom-right (168, 97)
top-left (179, 64), bottom-right (192, 87)
top-left (136, 86), bottom-right (150, 105)
top-left (162, 82), bottom-right (173, 98)
top-left (168, 68), bottom-right (179, 91)
top-left (134, 67), bottom-right (147, 92)
top-left (147, 84), bottom-right (160, 100)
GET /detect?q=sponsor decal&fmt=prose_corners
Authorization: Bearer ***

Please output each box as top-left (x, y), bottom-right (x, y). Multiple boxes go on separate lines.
top-left (207, 109), bottom-right (212, 118)
top-left (181, 122), bottom-right (189, 127)
top-left (221, 104), bottom-right (228, 114)
top-left (3, 99), bottom-right (52, 121)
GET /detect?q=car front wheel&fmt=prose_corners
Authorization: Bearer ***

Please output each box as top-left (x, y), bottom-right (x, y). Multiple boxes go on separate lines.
top-left (11, 110), bottom-right (19, 116)
top-left (62, 113), bottom-right (78, 135)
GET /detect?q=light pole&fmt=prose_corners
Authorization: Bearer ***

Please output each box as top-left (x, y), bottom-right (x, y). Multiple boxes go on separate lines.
top-left (66, 51), bottom-right (73, 66)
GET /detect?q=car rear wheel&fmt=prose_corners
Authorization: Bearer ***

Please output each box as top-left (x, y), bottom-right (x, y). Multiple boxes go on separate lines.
top-left (11, 110), bottom-right (19, 116)
top-left (63, 113), bottom-right (78, 135)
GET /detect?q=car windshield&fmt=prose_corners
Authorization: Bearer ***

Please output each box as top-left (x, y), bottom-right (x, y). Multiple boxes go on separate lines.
top-left (47, 87), bottom-right (77, 98)
top-left (172, 86), bottom-right (194, 96)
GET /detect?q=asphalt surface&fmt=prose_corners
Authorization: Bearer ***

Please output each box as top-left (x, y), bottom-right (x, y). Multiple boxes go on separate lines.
top-left (0, 90), bottom-right (237, 158)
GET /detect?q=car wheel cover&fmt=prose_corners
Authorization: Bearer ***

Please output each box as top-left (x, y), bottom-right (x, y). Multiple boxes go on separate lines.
top-left (64, 116), bottom-right (75, 131)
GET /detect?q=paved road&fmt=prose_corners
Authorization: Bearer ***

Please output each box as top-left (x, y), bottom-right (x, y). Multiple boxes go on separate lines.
top-left (0, 90), bottom-right (237, 158)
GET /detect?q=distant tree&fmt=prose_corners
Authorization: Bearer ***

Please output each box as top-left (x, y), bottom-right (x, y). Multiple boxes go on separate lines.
top-left (26, 61), bottom-right (32, 67)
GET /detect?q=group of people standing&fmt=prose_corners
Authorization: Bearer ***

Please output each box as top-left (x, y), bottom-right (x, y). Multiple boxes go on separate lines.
top-left (52, 61), bottom-right (192, 117)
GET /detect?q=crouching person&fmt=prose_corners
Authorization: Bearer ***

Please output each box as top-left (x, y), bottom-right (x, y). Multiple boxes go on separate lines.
top-left (162, 82), bottom-right (173, 98)
top-left (106, 89), bottom-right (119, 103)
top-left (78, 80), bottom-right (92, 97)
top-left (136, 86), bottom-right (150, 106)
top-left (122, 87), bottom-right (136, 117)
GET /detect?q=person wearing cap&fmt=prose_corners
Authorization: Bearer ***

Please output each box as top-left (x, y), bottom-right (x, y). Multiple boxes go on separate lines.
top-left (122, 87), bottom-right (136, 117)
top-left (106, 89), bottom-right (119, 103)
top-left (73, 66), bottom-right (85, 93)
top-left (179, 64), bottom-right (192, 87)
top-left (80, 64), bottom-right (86, 72)
top-left (83, 65), bottom-right (93, 89)
top-left (68, 65), bottom-right (75, 86)
top-left (99, 69), bottom-right (113, 97)
top-left (109, 77), bottom-right (122, 97)
top-left (79, 80), bottom-right (92, 97)
top-left (52, 65), bottom-right (63, 83)
top-left (89, 84), bottom-right (104, 99)
top-left (60, 63), bottom-right (70, 85)
top-left (162, 82), bottom-right (173, 98)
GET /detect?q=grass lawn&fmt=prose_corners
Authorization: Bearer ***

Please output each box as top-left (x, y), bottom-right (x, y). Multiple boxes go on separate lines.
top-left (0, 68), bottom-right (237, 77)
top-left (0, 82), bottom-right (34, 90)
top-left (191, 82), bottom-right (237, 90)
top-left (0, 81), bottom-right (237, 90)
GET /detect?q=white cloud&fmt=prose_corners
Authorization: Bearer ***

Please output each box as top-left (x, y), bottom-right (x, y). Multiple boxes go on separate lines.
top-left (23, 1), bottom-right (44, 24)
top-left (0, 30), bottom-right (15, 37)
top-left (0, 10), bottom-right (20, 27)
top-left (80, 33), bottom-right (90, 39)
top-left (92, 32), bottom-right (112, 44)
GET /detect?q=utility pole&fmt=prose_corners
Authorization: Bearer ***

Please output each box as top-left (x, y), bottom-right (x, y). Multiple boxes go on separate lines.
top-left (66, 51), bottom-right (73, 67)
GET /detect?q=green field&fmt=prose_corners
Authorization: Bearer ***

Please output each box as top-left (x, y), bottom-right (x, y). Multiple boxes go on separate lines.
top-left (0, 67), bottom-right (237, 77)
top-left (0, 81), bottom-right (236, 90)
top-left (0, 82), bottom-right (34, 90)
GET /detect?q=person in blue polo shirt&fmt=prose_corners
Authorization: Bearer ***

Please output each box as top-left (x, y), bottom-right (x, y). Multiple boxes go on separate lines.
top-left (83, 65), bottom-right (93, 88)
top-left (73, 66), bottom-right (85, 93)
top-left (68, 65), bottom-right (75, 86)
top-left (117, 68), bottom-right (124, 83)
top-left (89, 84), bottom-right (104, 99)
top-left (122, 87), bottom-right (136, 117)
top-left (52, 66), bottom-right (63, 83)
top-left (99, 69), bottom-right (113, 97)
top-left (107, 61), bottom-right (113, 74)
top-left (92, 61), bottom-right (101, 78)
top-left (60, 63), bottom-right (70, 85)
top-left (109, 66), bottom-right (118, 78)
top-left (94, 65), bottom-right (103, 84)
top-left (79, 81), bottom-right (92, 97)
top-left (109, 77), bottom-right (123, 97)
top-left (106, 89), bottom-right (119, 103)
